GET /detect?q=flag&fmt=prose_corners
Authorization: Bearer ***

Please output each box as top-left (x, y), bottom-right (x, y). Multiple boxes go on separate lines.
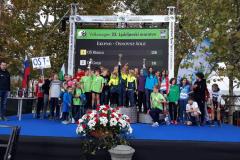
top-left (59, 63), bottom-right (65, 81)
top-left (22, 54), bottom-right (31, 90)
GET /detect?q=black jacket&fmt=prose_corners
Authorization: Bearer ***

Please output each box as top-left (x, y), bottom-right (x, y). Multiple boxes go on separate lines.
top-left (101, 75), bottom-right (110, 90)
top-left (194, 79), bottom-right (206, 101)
top-left (42, 79), bottom-right (51, 95)
top-left (0, 69), bottom-right (10, 91)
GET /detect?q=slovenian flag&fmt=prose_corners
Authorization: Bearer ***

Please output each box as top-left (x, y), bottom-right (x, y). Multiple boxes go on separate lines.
top-left (59, 63), bottom-right (65, 81)
top-left (22, 54), bottom-right (31, 90)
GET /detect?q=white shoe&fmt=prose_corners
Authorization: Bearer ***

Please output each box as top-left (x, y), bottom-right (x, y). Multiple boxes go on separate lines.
top-left (62, 120), bottom-right (68, 125)
top-left (151, 122), bottom-right (159, 127)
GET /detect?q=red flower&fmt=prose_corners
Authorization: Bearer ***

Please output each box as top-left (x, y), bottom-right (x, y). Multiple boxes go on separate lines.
top-left (83, 124), bottom-right (86, 129)
top-left (112, 110), bottom-right (115, 113)
top-left (115, 107), bottom-right (119, 110)
top-left (96, 108), bottom-right (100, 111)
top-left (95, 119), bottom-right (99, 123)
top-left (87, 111), bottom-right (92, 114)
top-left (105, 105), bottom-right (110, 108)
top-left (127, 119), bottom-right (130, 122)
top-left (118, 114), bottom-right (121, 117)
top-left (99, 113), bottom-right (103, 117)
top-left (87, 115), bottom-right (90, 119)
top-left (104, 108), bottom-right (108, 111)
top-left (96, 104), bottom-right (100, 107)
top-left (94, 114), bottom-right (98, 117)
top-left (116, 118), bottom-right (119, 121)
top-left (76, 121), bottom-right (80, 125)
top-left (111, 114), bottom-right (115, 118)
top-left (104, 114), bottom-right (107, 117)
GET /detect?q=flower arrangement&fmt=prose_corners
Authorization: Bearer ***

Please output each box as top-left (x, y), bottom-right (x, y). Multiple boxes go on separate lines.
top-left (76, 105), bottom-right (134, 160)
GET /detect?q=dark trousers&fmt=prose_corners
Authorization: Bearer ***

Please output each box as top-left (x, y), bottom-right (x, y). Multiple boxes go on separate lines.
top-left (73, 105), bottom-right (83, 120)
top-left (119, 85), bottom-right (126, 106)
top-left (145, 89), bottom-right (153, 110)
top-left (125, 91), bottom-right (129, 106)
top-left (138, 92), bottom-right (146, 112)
top-left (62, 112), bottom-right (69, 121)
top-left (100, 89), bottom-right (109, 105)
top-left (196, 100), bottom-right (205, 123)
top-left (128, 90), bottom-right (135, 107)
top-left (179, 100), bottom-right (188, 121)
top-left (85, 92), bottom-right (92, 110)
top-left (169, 102), bottom-right (177, 121)
top-left (111, 93), bottom-right (118, 106)
top-left (0, 90), bottom-right (8, 117)
top-left (36, 97), bottom-right (44, 116)
top-left (50, 98), bottom-right (59, 117)
top-left (149, 108), bottom-right (163, 123)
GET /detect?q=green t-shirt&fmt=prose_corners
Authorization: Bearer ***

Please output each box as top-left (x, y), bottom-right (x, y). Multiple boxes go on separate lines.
top-left (150, 92), bottom-right (164, 110)
top-left (81, 76), bottom-right (92, 92)
top-left (91, 76), bottom-right (104, 93)
top-left (72, 88), bottom-right (83, 105)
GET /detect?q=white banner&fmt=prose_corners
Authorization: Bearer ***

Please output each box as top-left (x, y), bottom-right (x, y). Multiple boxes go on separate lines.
top-left (168, 16), bottom-right (175, 79)
top-left (177, 39), bottom-right (213, 84)
top-left (31, 56), bottom-right (51, 70)
top-left (68, 16), bottom-right (76, 77)
top-left (74, 15), bottom-right (170, 23)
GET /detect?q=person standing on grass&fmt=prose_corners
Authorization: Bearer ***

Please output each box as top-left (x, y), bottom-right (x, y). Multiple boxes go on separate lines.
top-left (209, 84), bottom-right (222, 127)
top-left (186, 97), bottom-right (201, 127)
top-left (137, 69), bottom-right (146, 113)
top-left (72, 82), bottom-right (84, 121)
top-left (49, 73), bottom-right (63, 121)
top-left (35, 75), bottom-right (44, 119)
top-left (178, 78), bottom-right (192, 124)
top-left (41, 73), bottom-right (53, 119)
top-left (167, 78), bottom-right (180, 124)
top-left (0, 62), bottom-right (10, 121)
top-left (142, 64), bottom-right (158, 112)
top-left (81, 69), bottom-right (92, 110)
top-left (90, 69), bottom-right (104, 109)
top-left (62, 86), bottom-right (73, 125)
top-left (149, 85), bottom-right (167, 127)
top-left (192, 72), bottom-right (206, 126)
top-left (100, 68), bottom-right (110, 105)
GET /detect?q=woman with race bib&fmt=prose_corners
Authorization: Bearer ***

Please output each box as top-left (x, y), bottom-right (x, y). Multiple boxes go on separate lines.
top-left (178, 78), bottom-right (192, 124)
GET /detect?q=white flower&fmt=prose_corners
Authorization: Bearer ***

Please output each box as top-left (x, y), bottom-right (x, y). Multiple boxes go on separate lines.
top-left (81, 114), bottom-right (87, 120)
top-left (119, 118), bottom-right (127, 128)
top-left (128, 126), bottom-right (133, 134)
top-left (110, 118), bottom-right (117, 127)
top-left (88, 119), bottom-right (96, 129)
top-left (76, 126), bottom-right (84, 134)
top-left (121, 114), bottom-right (129, 120)
top-left (79, 118), bottom-right (84, 123)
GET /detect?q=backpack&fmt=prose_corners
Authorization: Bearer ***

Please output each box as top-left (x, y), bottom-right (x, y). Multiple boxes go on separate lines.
top-left (60, 90), bottom-right (66, 100)
top-left (73, 88), bottom-right (87, 105)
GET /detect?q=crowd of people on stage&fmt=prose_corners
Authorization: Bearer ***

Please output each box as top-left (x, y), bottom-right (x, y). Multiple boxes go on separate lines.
top-left (33, 62), bottom-right (223, 127)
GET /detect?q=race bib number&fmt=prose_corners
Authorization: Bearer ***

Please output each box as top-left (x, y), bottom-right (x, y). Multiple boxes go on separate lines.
top-left (180, 93), bottom-right (188, 99)
top-left (85, 79), bottom-right (88, 82)
top-left (160, 83), bottom-right (166, 90)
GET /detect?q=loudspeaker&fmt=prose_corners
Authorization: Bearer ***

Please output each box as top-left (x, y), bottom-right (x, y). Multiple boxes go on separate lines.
top-left (0, 125), bottom-right (21, 160)
top-left (62, 20), bottom-right (66, 31)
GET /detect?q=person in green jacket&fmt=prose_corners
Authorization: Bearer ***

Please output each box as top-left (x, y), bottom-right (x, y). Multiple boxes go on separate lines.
top-left (167, 78), bottom-right (180, 124)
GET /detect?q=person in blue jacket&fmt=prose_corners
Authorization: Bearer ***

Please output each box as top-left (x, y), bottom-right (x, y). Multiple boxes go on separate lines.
top-left (118, 62), bottom-right (128, 107)
top-left (142, 64), bottom-right (158, 112)
top-left (178, 78), bottom-right (192, 124)
top-left (62, 86), bottom-right (73, 125)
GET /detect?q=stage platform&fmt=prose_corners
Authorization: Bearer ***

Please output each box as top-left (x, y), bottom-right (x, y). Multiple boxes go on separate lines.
top-left (1, 114), bottom-right (240, 160)
top-left (1, 113), bottom-right (240, 142)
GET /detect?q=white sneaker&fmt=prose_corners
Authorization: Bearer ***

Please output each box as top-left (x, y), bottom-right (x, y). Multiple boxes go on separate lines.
top-left (151, 122), bottom-right (159, 127)
top-left (62, 120), bottom-right (68, 125)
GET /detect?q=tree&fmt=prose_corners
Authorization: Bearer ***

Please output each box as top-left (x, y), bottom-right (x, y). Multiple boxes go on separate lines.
top-left (180, 0), bottom-right (240, 124)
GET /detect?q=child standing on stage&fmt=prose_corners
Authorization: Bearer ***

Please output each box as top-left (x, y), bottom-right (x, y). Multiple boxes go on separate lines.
top-left (142, 64), bottom-right (158, 112)
top-left (159, 70), bottom-right (169, 95)
top-left (81, 69), bottom-right (92, 110)
top-left (178, 78), bottom-right (192, 124)
top-left (35, 75), bottom-right (44, 119)
top-left (186, 97), bottom-right (201, 127)
top-left (90, 69), bottom-right (104, 109)
top-left (118, 62), bottom-right (128, 107)
top-left (101, 68), bottom-right (110, 105)
top-left (209, 84), bottom-right (222, 127)
top-left (49, 73), bottom-right (63, 121)
top-left (109, 73), bottom-right (119, 107)
top-left (62, 86), bottom-right (73, 124)
top-left (167, 78), bottom-right (180, 124)
top-left (137, 69), bottom-right (146, 112)
top-left (126, 70), bottom-right (137, 107)
top-left (59, 82), bottom-right (68, 118)
top-left (72, 82), bottom-right (84, 121)
top-left (149, 85), bottom-right (166, 127)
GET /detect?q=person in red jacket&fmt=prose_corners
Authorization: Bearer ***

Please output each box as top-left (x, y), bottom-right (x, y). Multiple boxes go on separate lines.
top-left (35, 75), bottom-right (44, 118)
top-left (205, 88), bottom-right (210, 124)
top-left (73, 68), bottom-right (84, 82)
